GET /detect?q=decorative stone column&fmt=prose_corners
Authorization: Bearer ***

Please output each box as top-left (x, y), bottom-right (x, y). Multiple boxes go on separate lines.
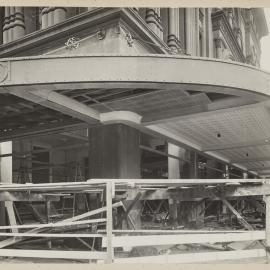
top-left (185, 8), bottom-right (197, 55)
top-left (53, 7), bottom-right (67, 24)
top-left (41, 7), bottom-right (49, 29)
top-left (168, 8), bottom-right (180, 52)
top-left (198, 8), bottom-right (206, 57)
top-left (13, 7), bottom-right (25, 40)
top-left (3, 7), bottom-right (10, 43)
top-left (205, 8), bottom-right (213, 57)
top-left (47, 7), bottom-right (54, 27)
top-left (145, 8), bottom-right (163, 39)
top-left (41, 7), bottom-right (66, 28)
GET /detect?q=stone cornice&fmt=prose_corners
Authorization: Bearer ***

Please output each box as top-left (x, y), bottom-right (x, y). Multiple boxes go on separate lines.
top-left (212, 10), bottom-right (245, 63)
top-left (0, 8), bottom-right (169, 57)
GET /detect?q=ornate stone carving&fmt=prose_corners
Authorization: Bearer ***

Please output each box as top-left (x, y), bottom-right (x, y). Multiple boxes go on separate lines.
top-left (125, 33), bottom-right (134, 47)
top-left (97, 29), bottom-right (106, 40)
top-left (65, 37), bottom-right (80, 50)
top-left (212, 10), bottom-right (245, 62)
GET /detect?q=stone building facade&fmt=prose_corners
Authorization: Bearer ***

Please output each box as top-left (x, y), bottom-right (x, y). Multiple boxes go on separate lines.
top-left (0, 8), bottom-right (267, 66)
top-left (0, 7), bottom-right (269, 228)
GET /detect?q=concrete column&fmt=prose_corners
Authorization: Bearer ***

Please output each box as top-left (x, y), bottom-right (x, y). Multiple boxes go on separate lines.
top-left (89, 124), bottom-right (141, 228)
top-left (13, 7), bottom-right (25, 40)
top-left (168, 143), bottom-right (180, 179)
top-left (53, 7), bottom-right (67, 24)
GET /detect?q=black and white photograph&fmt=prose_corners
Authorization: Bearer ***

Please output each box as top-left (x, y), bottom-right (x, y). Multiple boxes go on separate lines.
top-left (0, 1), bottom-right (270, 265)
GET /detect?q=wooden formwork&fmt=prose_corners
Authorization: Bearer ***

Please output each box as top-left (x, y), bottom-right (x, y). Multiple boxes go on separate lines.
top-left (0, 178), bottom-right (269, 263)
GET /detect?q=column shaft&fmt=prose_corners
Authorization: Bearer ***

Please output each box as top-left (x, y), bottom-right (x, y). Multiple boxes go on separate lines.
top-left (53, 7), bottom-right (66, 24)
top-left (89, 124), bottom-right (141, 228)
top-left (3, 7), bottom-right (10, 43)
top-left (13, 7), bottom-right (25, 40)
top-left (41, 7), bottom-right (49, 29)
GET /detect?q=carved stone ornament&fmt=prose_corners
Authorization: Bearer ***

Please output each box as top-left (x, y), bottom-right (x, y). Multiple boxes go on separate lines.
top-left (125, 33), bottom-right (134, 47)
top-left (65, 37), bottom-right (80, 50)
top-left (0, 63), bottom-right (8, 83)
top-left (97, 29), bottom-right (106, 40)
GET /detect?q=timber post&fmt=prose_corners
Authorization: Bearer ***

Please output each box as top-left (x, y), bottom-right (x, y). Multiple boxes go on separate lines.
top-left (264, 194), bottom-right (270, 263)
top-left (106, 181), bottom-right (114, 263)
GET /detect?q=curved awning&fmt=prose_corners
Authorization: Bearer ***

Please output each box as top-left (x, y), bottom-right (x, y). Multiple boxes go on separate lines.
top-left (0, 54), bottom-right (270, 100)
top-left (0, 54), bottom-right (270, 176)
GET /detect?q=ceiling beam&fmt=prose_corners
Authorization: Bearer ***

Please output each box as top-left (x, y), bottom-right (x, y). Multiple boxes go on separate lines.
top-left (231, 156), bottom-right (270, 163)
top-left (143, 97), bottom-right (262, 125)
top-left (10, 89), bottom-right (100, 124)
top-left (142, 125), bottom-right (253, 174)
top-left (247, 166), bottom-right (270, 171)
top-left (0, 121), bottom-right (87, 143)
top-left (203, 137), bottom-right (270, 152)
top-left (61, 131), bottom-right (88, 142)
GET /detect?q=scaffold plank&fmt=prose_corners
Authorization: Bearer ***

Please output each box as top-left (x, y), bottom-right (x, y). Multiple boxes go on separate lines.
top-left (114, 249), bottom-right (266, 263)
top-left (102, 231), bottom-right (265, 248)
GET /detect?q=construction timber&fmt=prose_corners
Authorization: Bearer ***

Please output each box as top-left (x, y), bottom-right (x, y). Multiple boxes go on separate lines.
top-left (0, 178), bottom-right (269, 263)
